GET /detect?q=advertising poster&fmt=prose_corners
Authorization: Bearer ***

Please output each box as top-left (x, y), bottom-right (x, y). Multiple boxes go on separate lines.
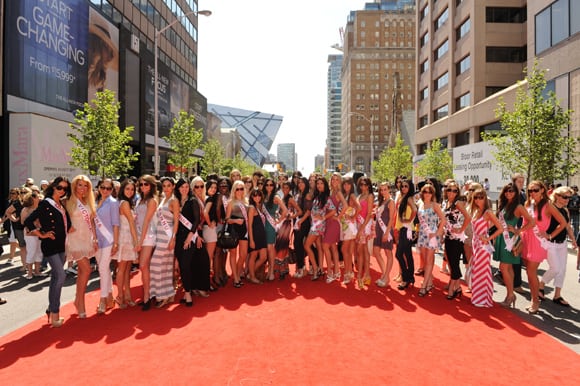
top-left (9, 113), bottom-right (83, 187)
top-left (142, 49), bottom-right (171, 138)
top-left (452, 141), bottom-right (511, 199)
top-left (87, 7), bottom-right (119, 101)
top-left (6, 0), bottom-right (89, 111)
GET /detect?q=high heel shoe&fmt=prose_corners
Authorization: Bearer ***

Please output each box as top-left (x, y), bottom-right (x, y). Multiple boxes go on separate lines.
top-left (418, 287), bottom-right (428, 297)
top-left (357, 278), bottom-right (365, 289)
top-left (446, 288), bottom-right (462, 300)
top-left (526, 303), bottom-right (540, 314)
top-left (74, 300), bottom-right (86, 318)
top-left (141, 297), bottom-right (153, 311)
top-left (499, 295), bottom-right (516, 308)
top-left (115, 296), bottom-right (127, 309)
top-left (311, 269), bottom-right (320, 281)
top-left (96, 301), bottom-right (107, 315)
top-left (397, 282), bottom-right (409, 291)
top-left (47, 310), bottom-right (64, 328)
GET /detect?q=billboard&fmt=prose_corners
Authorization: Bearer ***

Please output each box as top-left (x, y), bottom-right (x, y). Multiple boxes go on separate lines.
top-left (9, 113), bottom-right (84, 187)
top-left (5, 0), bottom-right (119, 112)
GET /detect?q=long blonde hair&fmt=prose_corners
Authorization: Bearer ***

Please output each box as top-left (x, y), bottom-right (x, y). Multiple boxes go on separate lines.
top-left (66, 174), bottom-right (96, 216)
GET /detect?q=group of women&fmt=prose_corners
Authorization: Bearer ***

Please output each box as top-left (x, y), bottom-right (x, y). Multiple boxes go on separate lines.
top-left (14, 170), bottom-right (577, 326)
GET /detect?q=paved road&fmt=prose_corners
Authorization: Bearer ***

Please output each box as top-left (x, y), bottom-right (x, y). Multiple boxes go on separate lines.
top-left (1, 244), bottom-right (579, 354)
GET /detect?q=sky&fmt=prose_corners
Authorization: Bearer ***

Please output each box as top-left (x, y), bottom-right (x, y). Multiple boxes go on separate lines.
top-left (198, 0), bottom-right (366, 174)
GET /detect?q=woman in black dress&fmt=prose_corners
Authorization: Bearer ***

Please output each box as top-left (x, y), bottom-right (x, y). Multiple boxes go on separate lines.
top-left (174, 178), bottom-right (210, 306)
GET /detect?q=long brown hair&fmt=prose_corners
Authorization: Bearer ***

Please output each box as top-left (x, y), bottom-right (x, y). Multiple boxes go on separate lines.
top-left (524, 180), bottom-right (548, 221)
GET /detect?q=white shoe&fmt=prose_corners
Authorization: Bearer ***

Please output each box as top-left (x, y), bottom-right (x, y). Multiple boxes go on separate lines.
top-left (342, 272), bottom-right (353, 285)
top-left (376, 279), bottom-right (387, 287)
top-left (66, 267), bottom-right (77, 275)
top-left (325, 272), bottom-right (335, 284)
top-left (293, 269), bottom-right (304, 279)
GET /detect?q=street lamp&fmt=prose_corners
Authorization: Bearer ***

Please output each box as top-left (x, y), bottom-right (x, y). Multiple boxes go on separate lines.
top-left (348, 112), bottom-right (375, 175)
top-left (154, 9), bottom-right (212, 176)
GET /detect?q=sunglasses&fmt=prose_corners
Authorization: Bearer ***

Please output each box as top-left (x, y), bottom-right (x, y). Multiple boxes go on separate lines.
top-left (139, 182), bottom-right (150, 187)
top-left (235, 188), bottom-right (245, 191)
top-left (401, 185), bottom-right (409, 188)
top-left (423, 191), bottom-right (433, 194)
top-left (505, 189), bottom-right (515, 193)
top-left (528, 188), bottom-right (540, 193)
top-left (99, 186), bottom-right (113, 191)
top-left (560, 195), bottom-right (571, 199)
top-left (446, 189), bottom-right (458, 193)
top-left (474, 196), bottom-right (485, 200)
top-left (55, 185), bottom-right (67, 191)
top-left (266, 183), bottom-right (275, 187)
top-left (194, 185), bottom-right (204, 189)
top-left (468, 188), bottom-right (475, 192)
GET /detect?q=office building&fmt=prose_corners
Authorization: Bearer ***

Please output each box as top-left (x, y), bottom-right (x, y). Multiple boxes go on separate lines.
top-left (341, 0), bottom-right (417, 173)
top-left (277, 143), bottom-right (296, 172)
top-left (415, 0), bottom-right (580, 187)
top-left (3, 0), bottom-right (208, 189)
top-left (327, 54), bottom-right (343, 171)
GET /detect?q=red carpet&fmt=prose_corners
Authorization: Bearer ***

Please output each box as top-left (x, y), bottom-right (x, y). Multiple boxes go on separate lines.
top-left (0, 258), bottom-right (577, 385)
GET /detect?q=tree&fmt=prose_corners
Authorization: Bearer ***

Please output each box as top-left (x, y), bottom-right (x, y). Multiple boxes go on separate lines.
top-left (373, 133), bottom-right (413, 182)
top-left (415, 138), bottom-right (453, 182)
top-left (482, 59), bottom-right (576, 183)
top-left (163, 111), bottom-right (203, 177)
top-left (68, 89), bottom-right (139, 179)
top-left (222, 153), bottom-right (257, 177)
top-left (200, 138), bottom-right (225, 178)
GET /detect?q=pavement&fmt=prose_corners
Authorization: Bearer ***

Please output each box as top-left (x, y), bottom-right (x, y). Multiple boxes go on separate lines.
top-left (1, 240), bottom-right (579, 354)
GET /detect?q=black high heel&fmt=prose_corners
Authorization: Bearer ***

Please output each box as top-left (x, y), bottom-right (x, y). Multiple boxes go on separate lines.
top-left (141, 298), bottom-right (153, 311)
top-left (46, 309), bottom-right (50, 323)
top-left (446, 288), bottom-right (462, 300)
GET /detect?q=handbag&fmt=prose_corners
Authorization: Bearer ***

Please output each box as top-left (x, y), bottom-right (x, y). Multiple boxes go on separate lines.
top-left (217, 223), bottom-right (239, 249)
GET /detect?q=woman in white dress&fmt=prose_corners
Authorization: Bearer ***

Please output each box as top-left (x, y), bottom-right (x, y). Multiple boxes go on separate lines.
top-left (115, 179), bottom-right (140, 308)
top-left (66, 175), bottom-right (98, 318)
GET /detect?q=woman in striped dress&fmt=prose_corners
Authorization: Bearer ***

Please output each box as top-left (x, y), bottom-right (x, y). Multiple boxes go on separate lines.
top-left (469, 188), bottom-right (503, 308)
top-left (150, 177), bottom-right (180, 308)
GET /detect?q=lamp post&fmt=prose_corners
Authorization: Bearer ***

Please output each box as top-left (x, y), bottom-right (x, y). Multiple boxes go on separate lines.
top-left (348, 112), bottom-right (374, 175)
top-left (154, 9), bottom-right (212, 176)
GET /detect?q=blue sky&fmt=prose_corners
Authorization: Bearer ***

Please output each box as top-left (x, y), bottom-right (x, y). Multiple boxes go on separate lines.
top-left (198, 0), bottom-right (364, 173)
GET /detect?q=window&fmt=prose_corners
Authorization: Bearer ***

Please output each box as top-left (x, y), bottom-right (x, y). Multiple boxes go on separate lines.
top-left (420, 59), bottom-right (429, 74)
top-left (486, 7), bottom-right (527, 23)
top-left (456, 0), bottom-right (464, 7)
top-left (456, 18), bottom-right (470, 41)
top-left (434, 40), bottom-right (449, 61)
top-left (420, 32), bottom-right (429, 47)
top-left (455, 131), bottom-right (470, 147)
top-left (419, 115), bottom-right (429, 128)
top-left (434, 72), bottom-right (449, 91)
top-left (535, 7), bottom-right (551, 54)
top-left (434, 8), bottom-right (449, 31)
top-left (456, 93), bottom-right (470, 110)
top-left (434, 105), bottom-right (449, 121)
top-left (456, 55), bottom-right (470, 75)
top-left (486, 86), bottom-right (505, 97)
top-left (420, 5), bottom-right (429, 21)
top-left (572, 0), bottom-right (580, 35)
top-left (486, 46), bottom-right (527, 63)
top-left (552, 0), bottom-right (569, 46)
top-left (420, 87), bottom-right (429, 101)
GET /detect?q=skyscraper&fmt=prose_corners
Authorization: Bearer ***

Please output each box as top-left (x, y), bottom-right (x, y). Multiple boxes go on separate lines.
top-left (277, 143), bottom-right (296, 172)
top-left (327, 54), bottom-right (343, 172)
